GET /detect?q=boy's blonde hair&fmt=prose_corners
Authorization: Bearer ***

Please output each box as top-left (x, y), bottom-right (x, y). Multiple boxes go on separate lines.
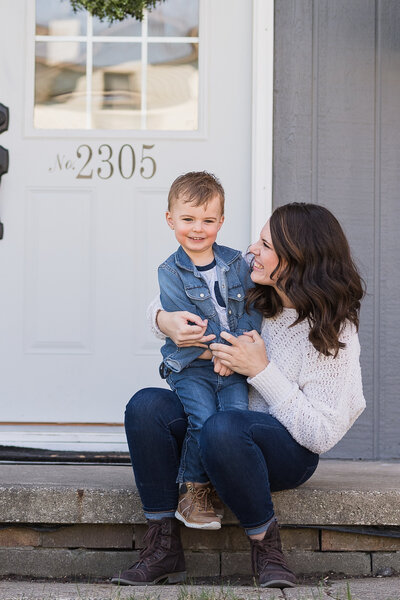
top-left (168, 171), bottom-right (225, 215)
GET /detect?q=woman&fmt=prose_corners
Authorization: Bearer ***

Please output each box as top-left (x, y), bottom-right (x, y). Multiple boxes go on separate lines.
top-left (113, 203), bottom-right (366, 589)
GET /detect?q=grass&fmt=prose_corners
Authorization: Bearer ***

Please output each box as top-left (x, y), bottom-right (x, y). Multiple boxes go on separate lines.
top-left (73, 581), bottom-right (282, 600)
top-left (5, 579), bottom-right (400, 600)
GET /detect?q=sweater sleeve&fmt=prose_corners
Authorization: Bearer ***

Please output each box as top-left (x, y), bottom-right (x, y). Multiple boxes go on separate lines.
top-left (247, 325), bottom-right (366, 454)
top-left (146, 295), bottom-right (166, 340)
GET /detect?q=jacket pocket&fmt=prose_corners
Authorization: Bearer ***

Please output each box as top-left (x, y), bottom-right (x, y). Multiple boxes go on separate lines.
top-left (185, 285), bottom-right (216, 318)
top-left (227, 284), bottom-right (246, 318)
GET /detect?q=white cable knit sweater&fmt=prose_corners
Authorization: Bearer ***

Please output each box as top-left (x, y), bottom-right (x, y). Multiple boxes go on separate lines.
top-left (148, 299), bottom-right (366, 455)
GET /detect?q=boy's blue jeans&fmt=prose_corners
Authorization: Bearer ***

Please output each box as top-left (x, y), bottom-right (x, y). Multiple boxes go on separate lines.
top-left (166, 360), bottom-right (248, 483)
top-left (124, 388), bottom-right (319, 535)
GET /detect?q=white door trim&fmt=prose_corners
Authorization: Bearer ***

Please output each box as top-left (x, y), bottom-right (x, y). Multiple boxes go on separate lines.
top-left (251, 0), bottom-right (274, 241)
top-left (0, 424), bottom-right (127, 452)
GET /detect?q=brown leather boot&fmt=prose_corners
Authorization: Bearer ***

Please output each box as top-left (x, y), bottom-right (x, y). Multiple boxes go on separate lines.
top-left (175, 482), bottom-right (221, 529)
top-left (111, 518), bottom-right (186, 586)
top-left (250, 519), bottom-right (296, 588)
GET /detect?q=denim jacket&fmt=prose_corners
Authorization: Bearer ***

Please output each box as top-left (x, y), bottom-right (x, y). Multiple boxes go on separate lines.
top-left (158, 243), bottom-right (262, 374)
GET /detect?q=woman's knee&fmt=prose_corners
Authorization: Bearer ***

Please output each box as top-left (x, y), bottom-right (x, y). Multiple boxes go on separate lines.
top-left (125, 387), bottom-right (183, 427)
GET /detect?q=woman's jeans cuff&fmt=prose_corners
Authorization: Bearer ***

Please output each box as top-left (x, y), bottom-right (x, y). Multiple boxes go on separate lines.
top-left (245, 516), bottom-right (276, 536)
top-left (145, 510), bottom-right (176, 520)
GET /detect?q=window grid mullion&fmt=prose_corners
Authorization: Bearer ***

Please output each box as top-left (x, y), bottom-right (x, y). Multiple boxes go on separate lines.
top-left (86, 13), bottom-right (93, 129)
top-left (141, 11), bottom-right (148, 130)
top-left (35, 36), bottom-right (199, 44)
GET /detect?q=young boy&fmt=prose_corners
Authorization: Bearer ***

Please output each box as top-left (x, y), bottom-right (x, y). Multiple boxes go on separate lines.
top-left (158, 171), bottom-right (262, 530)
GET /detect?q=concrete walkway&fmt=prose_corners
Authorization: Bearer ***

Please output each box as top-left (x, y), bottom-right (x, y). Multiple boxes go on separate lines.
top-left (1, 578), bottom-right (400, 600)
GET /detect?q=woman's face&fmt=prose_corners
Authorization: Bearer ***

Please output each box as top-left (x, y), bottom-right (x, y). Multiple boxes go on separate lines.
top-left (249, 220), bottom-right (280, 287)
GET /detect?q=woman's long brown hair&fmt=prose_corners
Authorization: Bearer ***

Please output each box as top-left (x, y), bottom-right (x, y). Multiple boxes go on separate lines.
top-left (246, 203), bottom-right (365, 357)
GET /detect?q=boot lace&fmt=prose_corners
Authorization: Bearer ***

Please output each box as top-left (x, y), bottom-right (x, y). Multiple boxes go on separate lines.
top-left (251, 533), bottom-right (286, 574)
top-left (131, 522), bottom-right (164, 567)
top-left (189, 484), bottom-right (213, 513)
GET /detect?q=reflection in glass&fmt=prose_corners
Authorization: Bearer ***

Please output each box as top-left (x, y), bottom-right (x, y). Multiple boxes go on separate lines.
top-left (34, 42), bottom-right (87, 129)
top-left (92, 44), bottom-right (142, 129)
top-left (93, 16), bottom-right (142, 37)
top-left (35, 0), bottom-right (86, 36)
top-left (146, 43), bottom-right (198, 130)
top-left (148, 0), bottom-right (199, 37)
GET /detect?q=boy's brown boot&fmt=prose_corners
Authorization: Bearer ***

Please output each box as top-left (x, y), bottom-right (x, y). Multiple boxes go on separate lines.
top-left (250, 519), bottom-right (296, 588)
top-left (209, 485), bottom-right (225, 519)
top-left (175, 482), bottom-right (221, 529)
top-left (111, 517), bottom-right (186, 586)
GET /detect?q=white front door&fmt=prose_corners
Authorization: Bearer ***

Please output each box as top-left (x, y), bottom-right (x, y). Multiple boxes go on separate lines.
top-left (0, 0), bottom-right (272, 450)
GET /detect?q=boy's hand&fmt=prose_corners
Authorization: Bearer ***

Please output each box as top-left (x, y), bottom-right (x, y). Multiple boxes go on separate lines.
top-left (213, 356), bottom-right (233, 377)
top-left (157, 310), bottom-right (216, 347)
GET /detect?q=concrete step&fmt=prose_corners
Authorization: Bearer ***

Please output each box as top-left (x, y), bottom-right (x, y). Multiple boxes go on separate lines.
top-left (0, 459), bottom-right (399, 526)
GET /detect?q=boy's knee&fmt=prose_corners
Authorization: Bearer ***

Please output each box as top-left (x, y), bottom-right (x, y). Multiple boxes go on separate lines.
top-left (201, 412), bottom-right (236, 447)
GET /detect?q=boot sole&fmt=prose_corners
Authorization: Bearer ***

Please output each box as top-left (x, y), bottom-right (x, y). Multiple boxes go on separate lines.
top-left (260, 579), bottom-right (296, 589)
top-left (111, 571), bottom-right (187, 586)
top-left (175, 510), bottom-right (221, 530)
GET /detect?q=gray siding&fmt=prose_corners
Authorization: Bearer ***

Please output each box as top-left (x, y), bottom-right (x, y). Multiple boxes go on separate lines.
top-left (273, 0), bottom-right (400, 458)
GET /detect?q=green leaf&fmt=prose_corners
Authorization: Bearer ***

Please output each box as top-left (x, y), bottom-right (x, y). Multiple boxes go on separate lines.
top-left (68, 0), bottom-right (166, 23)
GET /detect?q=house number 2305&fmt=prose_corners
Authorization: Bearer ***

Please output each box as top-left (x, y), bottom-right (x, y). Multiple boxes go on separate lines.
top-left (49, 144), bottom-right (156, 180)
top-left (77, 143), bottom-right (156, 180)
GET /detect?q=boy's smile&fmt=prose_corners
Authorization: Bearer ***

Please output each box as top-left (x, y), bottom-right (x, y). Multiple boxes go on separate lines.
top-left (166, 195), bottom-right (224, 265)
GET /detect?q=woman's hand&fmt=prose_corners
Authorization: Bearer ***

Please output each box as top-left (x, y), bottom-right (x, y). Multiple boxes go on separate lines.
top-left (210, 330), bottom-right (269, 378)
top-left (156, 310), bottom-right (216, 348)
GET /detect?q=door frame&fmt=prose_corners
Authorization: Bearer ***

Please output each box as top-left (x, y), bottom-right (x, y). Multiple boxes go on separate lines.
top-left (251, 0), bottom-right (274, 241)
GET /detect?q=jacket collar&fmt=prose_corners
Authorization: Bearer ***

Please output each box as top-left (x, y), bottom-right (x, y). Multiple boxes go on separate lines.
top-left (175, 243), bottom-right (241, 273)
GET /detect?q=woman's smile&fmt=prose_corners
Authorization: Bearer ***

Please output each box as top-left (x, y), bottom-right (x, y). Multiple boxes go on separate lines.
top-left (249, 221), bottom-right (280, 286)
top-left (252, 260), bottom-right (264, 271)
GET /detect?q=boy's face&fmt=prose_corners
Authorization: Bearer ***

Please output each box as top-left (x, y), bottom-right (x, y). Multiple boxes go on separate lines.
top-left (166, 194), bottom-right (224, 263)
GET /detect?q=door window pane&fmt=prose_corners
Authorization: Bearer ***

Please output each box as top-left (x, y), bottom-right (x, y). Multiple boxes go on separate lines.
top-left (92, 43), bottom-right (142, 129)
top-left (147, 43), bottom-right (198, 130)
top-left (34, 42), bottom-right (87, 129)
top-left (148, 0), bottom-right (199, 37)
top-left (36, 0), bottom-right (86, 36)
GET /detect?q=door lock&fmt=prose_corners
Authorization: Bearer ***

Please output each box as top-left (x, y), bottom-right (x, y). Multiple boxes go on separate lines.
top-left (0, 104), bottom-right (9, 134)
top-left (0, 146), bottom-right (9, 182)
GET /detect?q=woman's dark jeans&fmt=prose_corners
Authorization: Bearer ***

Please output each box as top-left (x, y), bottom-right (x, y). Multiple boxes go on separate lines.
top-left (125, 387), bottom-right (319, 533)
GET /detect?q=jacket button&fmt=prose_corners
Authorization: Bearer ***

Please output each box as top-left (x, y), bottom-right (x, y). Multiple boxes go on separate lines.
top-left (237, 293), bottom-right (241, 298)
top-left (200, 293), bottom-right (204, 298)
top-left (228, 310), bottom-right (232, 314)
